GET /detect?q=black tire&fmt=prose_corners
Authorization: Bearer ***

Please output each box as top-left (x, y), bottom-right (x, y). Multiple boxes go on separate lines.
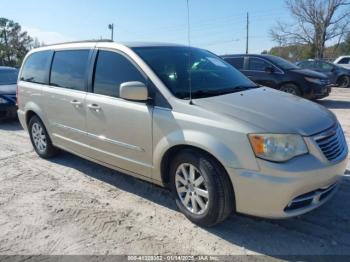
top-left (28, 115), bottom-right (58, 158)
top-left (169, 149), bottom-right (234, 227)
top-left (337, 76), bottom-right (350, 88)
top-left (280, 83), bottom-right (301, 96)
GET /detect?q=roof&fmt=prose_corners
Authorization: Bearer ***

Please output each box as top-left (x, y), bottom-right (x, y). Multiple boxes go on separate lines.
top-left (221, 54), bottom-right (276, 58)
top-left (40, 40), bottom-right (187, 49)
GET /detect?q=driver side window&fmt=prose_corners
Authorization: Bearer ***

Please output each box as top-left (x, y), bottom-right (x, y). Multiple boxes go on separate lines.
top-left (248, 58), bottom-right (270, 71)
top-left (93, 50), bottom-right (146, 97)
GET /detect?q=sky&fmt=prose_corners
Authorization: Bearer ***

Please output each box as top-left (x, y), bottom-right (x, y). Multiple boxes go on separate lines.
top-left (0, 0), bottom-right (288, 55)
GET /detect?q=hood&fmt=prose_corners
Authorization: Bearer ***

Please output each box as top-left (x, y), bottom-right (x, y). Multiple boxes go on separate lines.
top-left (0, 84), bottom-right (16, 95)
top-left (194, 88), bottom-right (336, 136)
top-left (291, 68), bottom-right (328, 79)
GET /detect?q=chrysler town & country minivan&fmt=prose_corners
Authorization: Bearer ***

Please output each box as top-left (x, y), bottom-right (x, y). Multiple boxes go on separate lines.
top-left (17, 41), bottom-right (348, 226)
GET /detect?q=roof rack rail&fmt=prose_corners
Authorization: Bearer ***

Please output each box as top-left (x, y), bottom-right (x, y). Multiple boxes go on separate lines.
top-left (43, 39), bottom-right (113, 47)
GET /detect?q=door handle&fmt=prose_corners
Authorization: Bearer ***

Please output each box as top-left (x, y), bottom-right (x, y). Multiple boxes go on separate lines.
top-left (70, 100), bottom-right (82, 107)
top-left (88, 104), bottom-right (101, 112)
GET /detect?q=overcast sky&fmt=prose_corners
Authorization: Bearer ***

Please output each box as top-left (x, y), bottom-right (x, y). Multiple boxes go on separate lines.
top-left (1, 0), bottom-right (287, 54)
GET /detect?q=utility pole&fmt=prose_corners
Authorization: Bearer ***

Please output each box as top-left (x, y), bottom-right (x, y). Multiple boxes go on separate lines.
top-left (108, 23), bottom-right (114, 41)
top-left (246, 12), bottom-right (249, 54)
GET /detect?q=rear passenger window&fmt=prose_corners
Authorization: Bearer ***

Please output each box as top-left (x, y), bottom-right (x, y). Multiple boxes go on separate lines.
top-left (93, 51), bottom-right (145, 97)
top-left (225, 57), bottom-right (244, 70)
top-left (50, 50), bottom-right (90, 91)
top-left (20, 51), bottom-right (52, 84)
top-left (339, 58), bottom-right (350, 64)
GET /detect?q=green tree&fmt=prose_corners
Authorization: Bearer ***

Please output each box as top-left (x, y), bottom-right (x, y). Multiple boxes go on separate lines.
top-left (0, 18), bottom-right (33, 67)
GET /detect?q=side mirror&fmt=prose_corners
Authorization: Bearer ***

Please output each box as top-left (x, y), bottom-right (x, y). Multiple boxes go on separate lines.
top-left (120, 81), bottom-right (148, 102)
top-left (265, 66), bottom-right (275, 74)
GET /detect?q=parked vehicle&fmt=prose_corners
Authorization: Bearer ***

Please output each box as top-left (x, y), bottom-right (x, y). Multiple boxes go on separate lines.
top-left (0, 66), bottom-right (18, 120)
top-left (221, 54), bottom-right (332, 99)
top-left (334, 56), bottom-right (350, 70)
top-left (296, 59), bottom-right (350, 88)
top-left (17, 42), bottom-right (348, 226)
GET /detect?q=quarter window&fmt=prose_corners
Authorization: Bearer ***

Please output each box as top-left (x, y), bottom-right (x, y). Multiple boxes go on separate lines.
top-left (225, 57), bottom-right (244, 70)
top-left (93, 50), bottom-right (145, 97)
top-left (338, 58), bottom-right (350, 64)
top-left (248, 58), bottom-right (270, 71)
top-left (50, 50), bottom-right (90, 91)
top-left (20, 51), bottom-right (52, 84)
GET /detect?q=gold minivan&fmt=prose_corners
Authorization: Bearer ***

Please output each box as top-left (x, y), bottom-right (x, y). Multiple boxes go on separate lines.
top-left (17, 41), bottom-right (348, 226)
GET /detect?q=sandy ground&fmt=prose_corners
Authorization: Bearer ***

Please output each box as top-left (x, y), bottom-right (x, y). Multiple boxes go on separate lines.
top-left (0, 88), bottom-right (349, 257)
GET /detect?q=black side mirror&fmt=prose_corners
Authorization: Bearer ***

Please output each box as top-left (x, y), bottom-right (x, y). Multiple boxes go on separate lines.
top-left (265, 66), bottom-right (274, 74)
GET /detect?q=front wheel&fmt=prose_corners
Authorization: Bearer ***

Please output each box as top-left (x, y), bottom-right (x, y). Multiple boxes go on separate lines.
top-left (337, 76), bottom-right (350, 88)
top-left (280, 84), bottom-right (301, 96)
top-left (170, 150), bottom-right (234, 227)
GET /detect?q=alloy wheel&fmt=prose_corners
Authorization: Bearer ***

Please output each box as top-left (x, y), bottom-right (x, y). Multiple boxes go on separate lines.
top-left (31, 123), bottom-right (47, 153)
top-left (175, 163), bottom-right (209, 215)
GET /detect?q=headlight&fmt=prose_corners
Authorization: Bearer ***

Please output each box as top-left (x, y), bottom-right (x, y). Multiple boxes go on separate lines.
top-left (248, 134), bottom-right (308, 162)
top-left (0, 97), bottom-right (8, 104)
top-left (305, 77), bottom-right (323, 85)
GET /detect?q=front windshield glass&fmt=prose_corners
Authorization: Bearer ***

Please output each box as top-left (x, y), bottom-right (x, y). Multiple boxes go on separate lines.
top-left (133, 46), bottom-right (257, 99)
top-left (266, 56), bottom-right (299, 70)
top-left (0, 69), bottom-right (18, 85)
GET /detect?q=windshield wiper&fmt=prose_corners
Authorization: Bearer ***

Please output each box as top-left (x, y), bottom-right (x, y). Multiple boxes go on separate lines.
top-left (177, 85), bottom-right (258, 99)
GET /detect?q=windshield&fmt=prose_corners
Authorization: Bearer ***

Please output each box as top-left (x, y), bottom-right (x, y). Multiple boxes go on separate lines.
top-left (133, 46), bottom-right (257, 99)
top-left (266, 56), bottom-right (299, 70)
top-left (0, 69), bottom-right (18, 85)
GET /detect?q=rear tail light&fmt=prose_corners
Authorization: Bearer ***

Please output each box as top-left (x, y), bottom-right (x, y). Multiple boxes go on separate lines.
top-left (16, 85), bottom-right (19, 106)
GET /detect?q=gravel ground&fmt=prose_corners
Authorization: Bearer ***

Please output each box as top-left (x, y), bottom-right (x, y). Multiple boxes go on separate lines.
top-left (0, 88), bottom-right (349, 257)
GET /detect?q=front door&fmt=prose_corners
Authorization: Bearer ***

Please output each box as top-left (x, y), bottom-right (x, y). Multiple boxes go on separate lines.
top-left (245, 57), bottom-right (279, 88)
top-left (85, 49), bottom-right (153, 178)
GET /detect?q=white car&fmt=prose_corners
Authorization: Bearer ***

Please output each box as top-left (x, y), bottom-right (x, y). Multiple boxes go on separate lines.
top-left (334, 56), bottom-right (350, 69)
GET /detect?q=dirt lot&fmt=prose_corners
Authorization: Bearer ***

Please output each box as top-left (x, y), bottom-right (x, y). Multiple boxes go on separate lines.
top-left (0, 88), bottom-right (349, 257)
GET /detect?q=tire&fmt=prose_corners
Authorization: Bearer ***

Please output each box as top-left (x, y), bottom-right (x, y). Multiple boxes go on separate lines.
top-left (28, 115), bottom-right (58, 158)
top-left (169, 149), bottom-right (234, 227)
top-left (337, 76), bottom-right (350, 88)
top-left (280, 83), bottom-right (301, 96)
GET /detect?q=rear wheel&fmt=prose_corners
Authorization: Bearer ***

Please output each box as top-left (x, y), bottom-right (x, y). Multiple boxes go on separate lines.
top-left (280, 83), bottom-right (301, 96)
top-left (28, 116), bottom-right (58, 158)
top-left (169, 149), bottom-right (234, 227)
top-left (337, 76), bottom-right (350, 88)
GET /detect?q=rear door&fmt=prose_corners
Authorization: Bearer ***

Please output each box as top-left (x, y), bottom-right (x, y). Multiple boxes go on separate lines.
top-left (85, 49), bottom-right (153, 178)
top-left (245, 57), bottom-right (280, 88)
top-left (44, 49), bottom-right (92, 154)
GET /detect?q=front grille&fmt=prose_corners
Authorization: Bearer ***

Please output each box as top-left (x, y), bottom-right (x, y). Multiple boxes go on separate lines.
top-left (314, 125), bottom-right (348, 162)
top-left (285, 183), bottom-right (337, 212)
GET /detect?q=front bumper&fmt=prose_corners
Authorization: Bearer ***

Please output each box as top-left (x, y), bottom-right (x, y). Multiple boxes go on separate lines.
top-left (0, 104), bottom-right (17, 120)
top-left (227, 133), bottom-right (348, 218)
top-left (307, 85), bottom-right (333, 100)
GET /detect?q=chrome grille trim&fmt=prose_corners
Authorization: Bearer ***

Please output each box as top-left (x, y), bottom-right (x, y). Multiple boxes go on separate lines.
top-left (285, 183), bottom-right (338, 212)
top-left (314, 124), bottom-right (348, 162)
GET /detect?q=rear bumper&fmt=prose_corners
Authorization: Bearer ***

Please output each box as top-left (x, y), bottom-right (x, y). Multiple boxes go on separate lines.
top-left (227, 153), bottom-right (348, 219)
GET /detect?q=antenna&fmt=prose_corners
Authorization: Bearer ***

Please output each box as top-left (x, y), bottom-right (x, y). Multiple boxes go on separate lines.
top-left (186, 0), bottom-right (193, 105)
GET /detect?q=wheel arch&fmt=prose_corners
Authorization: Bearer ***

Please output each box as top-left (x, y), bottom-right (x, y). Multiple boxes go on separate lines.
top-left (160, 144), bottom-right (235, 199)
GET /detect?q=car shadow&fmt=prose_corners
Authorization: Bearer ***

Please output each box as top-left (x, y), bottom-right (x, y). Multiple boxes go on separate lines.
top-left (317, 99), bottom-right (350, 109)
top-left (0, 120), bottom-right (23, 131)
top-left (49, 151), bottom-right (350, 257)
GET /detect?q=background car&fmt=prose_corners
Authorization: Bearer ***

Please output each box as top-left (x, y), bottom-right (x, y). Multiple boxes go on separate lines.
top-left (0, 66), bottom-right (18, 120)
top-left (334, 56), bottom-right (350, 70)
top-left (221, 54), bottom-right (332, 100)
top-left (296, 59), bottom-right (350, 88)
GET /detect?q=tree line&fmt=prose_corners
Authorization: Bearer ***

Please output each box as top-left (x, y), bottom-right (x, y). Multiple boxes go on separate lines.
top-left (268, 0), bottom-right (350, 61)
top-left (0, 17), bottom-right (41, 67)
